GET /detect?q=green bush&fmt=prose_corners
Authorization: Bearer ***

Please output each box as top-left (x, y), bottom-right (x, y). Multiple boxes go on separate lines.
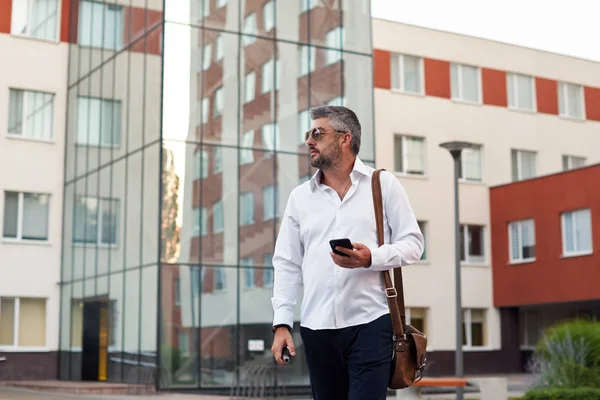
top-left (527, 319), bottom-right (600, 389)
top-left (536, 319), bottom-right (600, 368)
top-left (522, 387), bottom-right (600, 400)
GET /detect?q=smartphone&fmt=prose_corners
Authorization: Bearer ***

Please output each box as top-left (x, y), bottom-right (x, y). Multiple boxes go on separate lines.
top-left (329, 238), bottom-right (353, 257)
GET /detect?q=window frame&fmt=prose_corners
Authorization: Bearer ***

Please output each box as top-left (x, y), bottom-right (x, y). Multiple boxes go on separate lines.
top-left (391, 54), bottom-right (425, 95)
top-left (393, 134), bottom-right (426, 176)
top-left (7, 88), bottom-right (56, 142)
top-left (561, 208), bottom-right (593, 257)
top-left (72, 196), bottom-right (120, 247)
top-left (450, 63), bottom-right (482, 104)
top-left (562, 154), bottom-right (586, 171)
top-left (77, 0), bottom-right (124, 51)
top-left (558, 81), bottom-right (586, 120)
top-left (0, 297), bottom-right (48, 351)
top-left (2, 191), bottom-right (51, 243)
top-left (458, 145), bottom-right (483, 183)
top-left (511, 149), bottom-right (537, 182)
top-left (460, 224), bottom-right (486, 265)
top-left (506, 72), bottom-right (537, 112)
top-left (10, 0), bottom-right (61, 42)
top-left (462, 308), bottom-right (487, 349)
top-left (75, 96), bottom-right (122, 148)
top-left (508, 219), bottom-right (536, 264)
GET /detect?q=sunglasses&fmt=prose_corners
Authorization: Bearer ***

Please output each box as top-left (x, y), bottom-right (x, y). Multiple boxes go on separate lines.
top-left (304, 127), bottom-right (347, 142)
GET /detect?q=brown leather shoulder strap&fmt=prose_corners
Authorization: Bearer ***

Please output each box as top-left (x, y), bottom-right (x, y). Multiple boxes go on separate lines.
top-left (371, 169), bottom-right (406, 337)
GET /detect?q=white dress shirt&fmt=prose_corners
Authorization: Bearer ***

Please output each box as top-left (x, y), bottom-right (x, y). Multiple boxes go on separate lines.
top-left (271, 157), bottom-right (425, 331)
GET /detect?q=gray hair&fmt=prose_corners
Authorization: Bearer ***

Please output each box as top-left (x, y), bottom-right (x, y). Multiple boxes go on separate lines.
top-left (309, 105), bottom-right (361, 155)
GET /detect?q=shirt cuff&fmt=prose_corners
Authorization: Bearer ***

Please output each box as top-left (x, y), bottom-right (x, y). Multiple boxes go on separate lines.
top-left (368, 246), bottom-right (386, 271)
top-left (272, 307), bottom-right (294, 329)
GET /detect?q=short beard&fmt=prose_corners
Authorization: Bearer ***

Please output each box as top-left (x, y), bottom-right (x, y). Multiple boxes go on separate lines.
top-left (310, 141), bottom-right (342, 170)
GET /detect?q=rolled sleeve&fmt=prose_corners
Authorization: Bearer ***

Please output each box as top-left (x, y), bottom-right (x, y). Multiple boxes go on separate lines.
top-left (368, 171), bottom-right (425, 271)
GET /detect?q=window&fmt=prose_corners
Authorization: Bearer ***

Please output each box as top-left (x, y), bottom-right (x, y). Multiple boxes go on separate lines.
top-left (198, 97), bottom-right (209, 125)
top-left (263, 0), bottom-right (274, 31)
top-left (213, 201), bottom-right (224, 234)
top-left (201, 44), bottom-right (212, 71)
top-left (511, 149), bottom-right (536, 181)
top-left (174, 279), bottom-right (181, 306)
top-left (299, 46), bottom-right (316, 76)
top-left (217, 0), bottom-right (227, 8)
top-left (213, 147), bottom-right (223, 173)
top-left (264, 253), bottom-right (274, 287)
top-left (194, 150), bottom-right (208, 179)
top-left (509, 219), bottom-right (536, 263)
top-left (417, 221), bottom-right (427, 261)
top-left (200, 0), bottom-right (210, 18)
top-left (240, 192), bottom-right (254, 226)
top-left (519, 309), bottom-right (542, 349)
top-left (460, 225), bottom-right (484, 264)
top-left (192, 207), bottom-right (207, 236)
top-left (0, 297), bottom-right (47, 349)
top-left (242, 13), bottom-right (257, 46)
top-left (406, 307), bottom-right (427, 336)
top-left (73, 197), bottom-right (119, 245)
top-left (300, 0), bottom-right (318, 12)
top-left (263, 185), bottom-right (276, 220)
top-left (214, 268), bottom-right (226, 291)
top-left (215, 34), bottom-right (224, 61)
top-left (242, 258), bottom-right (255, 288)
top-left (191, 267), bottom-right (204, 297)
top-left (451, 63), bottom-right (481, 103)
top-left (562, 209), bottom-right (593, 256)
top-left (325, 27), bottom-right (343, 65)
top-left (261, 58), bottom-right (281, 93)
top-left (3, 191), bottom-right (50, 242)
top-left (76, 97), bottom-right (121, 147)
top-left (214, 87), bottom-right (224, 117)
top-left (244, 72), bottom-right (256, 104)
top-left (8, 89), bottom-right (54, 140)
top-left (391, 54), bottom-right (424, 94)
top-left (78, 0), bottom-right (123, 50)
top-left (558, 82), bottom-right (585, 119)
top-left (261, 123), bottom-right (279, 152)
top-left (507, 73), bottom-right (535, 111)
top-left (394, 135), bottom-right (425, 175)
top-left (463, 309), bottom-right (486, 347)
top-left (178, 331), bottom-right (188, 354)
top-left (240, 131), bottom-right (254, 164)
top-left (562, 155), bottom-right (586, 171)
top-left (11, 0), bottom-right (59, 40)
top-left (459, 145), bottom-right (482, 182)
top-left (299, 109), bottom-right (311, 144)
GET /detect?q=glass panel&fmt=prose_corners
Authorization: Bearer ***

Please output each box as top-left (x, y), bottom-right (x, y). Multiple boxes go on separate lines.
top-left (11, 0), bottom-right (59, 41)
top-left (507, 74), bottom-right (515, 108)
top-left (394, 136), bottom-right (403, 172)
top-left (461, 65), bottom-right (479, 102)
top-left (309, 0), bottom-right (340, 50)
top-left (343, 52), bottom-right (374, 161)
top-left (277, 0), bottom-right (308, 44)
top-left (450, 64), bottom-right (459, 99)
top-left (575, 209), bottom-right (592, 253)
top-left (2, 191), bottom-right (18, 238)
top-left (467, 225), bottom-right (484, 263)
top-left (462, 147), bottom-right (482, 181)
top-left (0, 298), bottom-right (15, 346)
top-left (18, 298), bottom-right (46, 347)
top-left (341, 0), bottom-right (371, 54)
top-left (199, 266), bottom-right (237, 388)
top-left (22, 193), bottom-right (50, 241)
top-left (239, 149), bottom-right (276, 262)
top-left (403, 55), bottom-right (422, 93)
top-left (522, 220), bottom-right (536, 259)
top-left (516, 74), bottom-right (533, 110)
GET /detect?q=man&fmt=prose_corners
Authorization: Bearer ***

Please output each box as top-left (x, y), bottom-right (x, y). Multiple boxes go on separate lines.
top-left (270, 105), bottom-right (424, 400)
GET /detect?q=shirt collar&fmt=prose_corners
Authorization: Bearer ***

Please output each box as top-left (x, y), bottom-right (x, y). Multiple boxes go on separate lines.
top-left (309, 157), bottom-right (370, 192)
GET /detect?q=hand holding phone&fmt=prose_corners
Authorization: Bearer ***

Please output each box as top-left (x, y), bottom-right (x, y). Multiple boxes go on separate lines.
top-left (329, 238), bottom-right (354, 257)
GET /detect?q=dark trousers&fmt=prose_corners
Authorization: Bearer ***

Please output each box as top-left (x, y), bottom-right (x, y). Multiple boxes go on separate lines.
top-left (300, 313), bottom-right (393, 400)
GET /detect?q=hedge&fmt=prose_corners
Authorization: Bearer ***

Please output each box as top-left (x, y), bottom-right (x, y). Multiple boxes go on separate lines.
top-left (522, 387), bottom-right (600, 400)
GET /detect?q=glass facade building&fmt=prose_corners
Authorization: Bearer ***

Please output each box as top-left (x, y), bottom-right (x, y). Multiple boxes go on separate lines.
top-left (59, 0), bottom-right (374, 390)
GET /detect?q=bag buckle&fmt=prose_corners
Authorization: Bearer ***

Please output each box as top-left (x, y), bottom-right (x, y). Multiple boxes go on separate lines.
top-left (385, 287), bottom-right (397, 298)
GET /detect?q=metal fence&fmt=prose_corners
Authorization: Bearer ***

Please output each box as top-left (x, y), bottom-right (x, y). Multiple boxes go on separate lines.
top-left (229, 363), bottom-right (288, 399)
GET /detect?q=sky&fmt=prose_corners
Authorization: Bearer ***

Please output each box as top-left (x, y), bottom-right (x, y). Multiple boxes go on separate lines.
top-left (371, 0), bottom-right (600, 62)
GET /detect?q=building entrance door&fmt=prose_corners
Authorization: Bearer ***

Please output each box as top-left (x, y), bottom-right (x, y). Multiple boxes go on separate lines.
top-left (81, 301), bottom-right (109, 381)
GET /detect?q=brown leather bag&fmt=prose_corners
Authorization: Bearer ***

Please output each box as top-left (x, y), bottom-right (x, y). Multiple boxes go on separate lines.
top-left (371, 169), bottom-right (428, 390)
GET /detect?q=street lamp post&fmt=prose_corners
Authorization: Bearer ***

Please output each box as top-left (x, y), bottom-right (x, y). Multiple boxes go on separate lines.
top-left (439, 141), bottom-right (478, 400)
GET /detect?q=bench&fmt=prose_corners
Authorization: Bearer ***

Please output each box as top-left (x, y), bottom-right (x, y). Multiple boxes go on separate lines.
top-left (395, 377), bottom-right (508, 400)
